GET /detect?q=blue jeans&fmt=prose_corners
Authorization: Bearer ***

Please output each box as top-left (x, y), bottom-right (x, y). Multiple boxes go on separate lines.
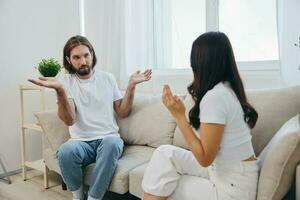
top-left (57, 135), bottom-right (124, 199)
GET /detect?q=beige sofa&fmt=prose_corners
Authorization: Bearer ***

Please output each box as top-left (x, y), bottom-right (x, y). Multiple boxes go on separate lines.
top-left (35, 86), bottom-right (300, 200)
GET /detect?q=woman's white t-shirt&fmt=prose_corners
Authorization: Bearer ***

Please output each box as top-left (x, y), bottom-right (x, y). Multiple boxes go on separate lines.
top-left (58, 70), bottom-right (123, 141)
top-left (199, 82), bottom-right (255, 163)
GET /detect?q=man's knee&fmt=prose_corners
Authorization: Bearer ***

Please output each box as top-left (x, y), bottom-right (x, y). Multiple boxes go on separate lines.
top-left (99, 136), bottom-right (124, 157)
top-left (57, 141), bottom-right (82, 160)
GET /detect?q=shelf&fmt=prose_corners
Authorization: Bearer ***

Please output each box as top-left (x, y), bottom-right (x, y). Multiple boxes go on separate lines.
top-left (23, 123), bottom-right (42, 132)
top-left (24, 159), bottom-right (45, 171)
top-left (19, 85), bottom-right (44, 91)
top-left (19, 84), bottom-right (49, 188)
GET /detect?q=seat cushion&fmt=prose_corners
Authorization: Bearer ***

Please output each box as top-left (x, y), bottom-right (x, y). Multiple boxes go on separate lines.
top-left (84, 145), bottom-right (155, 194)
top-left (117, 96), bottom-right (177, 148)
top-left (129, 163), bottom-right (148, 198)
top-left (257, 114), bottom-right (300, 200)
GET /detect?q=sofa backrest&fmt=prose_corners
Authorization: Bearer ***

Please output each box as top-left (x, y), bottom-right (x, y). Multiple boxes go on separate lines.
top-left (173, 86), bottom-right (300, 156)
top-left (116, 94), bottom-right (177, 148)
top-left (35, 94), bottom-right (178, 152)
top-left (248, 85), bottom-right (300, 155)
top-left (36, 86), bottom-right (300, 156)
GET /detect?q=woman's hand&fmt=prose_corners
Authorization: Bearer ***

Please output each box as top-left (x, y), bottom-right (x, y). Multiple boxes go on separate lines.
top-left (162, 85), bottom-right (186, 120)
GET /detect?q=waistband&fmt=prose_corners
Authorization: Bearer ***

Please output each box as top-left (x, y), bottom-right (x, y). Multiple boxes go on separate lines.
top-left (210, 159), bottom-right (260, 173)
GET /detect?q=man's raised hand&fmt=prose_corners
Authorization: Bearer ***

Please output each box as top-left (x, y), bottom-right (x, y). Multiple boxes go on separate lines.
top-left (129, 69), bottom-right (152, 86)
top-left (28, 77), bottom-right (62, 90)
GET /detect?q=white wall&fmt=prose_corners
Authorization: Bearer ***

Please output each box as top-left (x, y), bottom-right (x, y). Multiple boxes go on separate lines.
top-left (0, 0), bottom-right (80, 172)
top-left (278, 0), bottom-right (300, 86)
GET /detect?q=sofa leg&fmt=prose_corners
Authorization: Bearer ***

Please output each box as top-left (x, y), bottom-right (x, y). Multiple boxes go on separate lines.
top-left (61, 179), bottom-right (67, 191)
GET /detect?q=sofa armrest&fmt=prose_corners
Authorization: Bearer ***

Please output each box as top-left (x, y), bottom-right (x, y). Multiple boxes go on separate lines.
top-left (35, 110), bottom-right (70, 152)
top-left (297, 164), bottom-right (300, 200)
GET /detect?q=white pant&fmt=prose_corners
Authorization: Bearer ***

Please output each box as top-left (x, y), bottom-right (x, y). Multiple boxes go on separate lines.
top-left (142, 145), bottom-right (259, 200)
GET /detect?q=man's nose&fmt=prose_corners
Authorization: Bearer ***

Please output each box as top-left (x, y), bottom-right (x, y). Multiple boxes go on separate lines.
top-left (80, 57), bottom-right (86, 65)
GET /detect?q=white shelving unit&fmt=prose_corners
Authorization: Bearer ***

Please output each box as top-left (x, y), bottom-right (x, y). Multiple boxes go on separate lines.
top-left (19, 84), bottom-right (49, 189)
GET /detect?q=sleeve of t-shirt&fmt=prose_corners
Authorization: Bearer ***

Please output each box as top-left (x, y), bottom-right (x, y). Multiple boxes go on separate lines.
top-left (199, 90), bottom-right (227, 125)
top-left (108, 73), bottom-right (123, 101)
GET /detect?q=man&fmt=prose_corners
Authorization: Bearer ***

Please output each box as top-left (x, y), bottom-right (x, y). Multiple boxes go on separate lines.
top-left (29, 35), bottom-right (152, 200)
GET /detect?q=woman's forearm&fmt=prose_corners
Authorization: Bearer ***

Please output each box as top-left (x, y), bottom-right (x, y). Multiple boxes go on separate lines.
top-left (175, 116), bottom-right (209, 166)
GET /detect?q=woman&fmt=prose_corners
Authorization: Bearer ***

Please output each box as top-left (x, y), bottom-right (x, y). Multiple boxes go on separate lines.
top-left (142, 32), bottom-right (259, 200)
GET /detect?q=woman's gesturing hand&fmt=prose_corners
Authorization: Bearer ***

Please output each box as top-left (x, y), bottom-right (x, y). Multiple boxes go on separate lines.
top-left (162, 84), bottom-right (186, 120)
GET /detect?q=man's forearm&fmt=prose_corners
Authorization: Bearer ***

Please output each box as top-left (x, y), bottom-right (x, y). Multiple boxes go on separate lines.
top-left (56, 87), bottom-right (76, 126)
top-left (118, 83), bottom-right (136, 117)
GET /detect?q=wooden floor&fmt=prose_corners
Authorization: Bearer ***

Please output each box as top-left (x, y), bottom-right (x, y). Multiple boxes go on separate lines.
top-left (0, 170), bottom-right (71, 200)
top-left (0, 170), bottom-right (140, 200)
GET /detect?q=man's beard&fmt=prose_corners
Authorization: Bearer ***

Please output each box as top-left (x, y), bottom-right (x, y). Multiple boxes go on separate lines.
top-left (74, 65), bottom-right (92, 76)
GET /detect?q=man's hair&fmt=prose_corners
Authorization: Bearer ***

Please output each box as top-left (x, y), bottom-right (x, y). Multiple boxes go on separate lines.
top-left (63, 35), bottom-right (97, 74)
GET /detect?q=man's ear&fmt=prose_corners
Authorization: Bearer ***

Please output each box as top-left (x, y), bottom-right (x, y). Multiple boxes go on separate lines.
top-left (65, 56), bottom-right (71, 64)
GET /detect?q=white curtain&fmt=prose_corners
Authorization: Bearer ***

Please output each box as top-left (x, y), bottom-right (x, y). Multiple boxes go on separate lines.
top-left (85, 0), bottom-right (154, 90)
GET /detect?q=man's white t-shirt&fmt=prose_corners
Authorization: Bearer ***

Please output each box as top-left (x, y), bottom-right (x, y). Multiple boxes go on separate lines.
top-left (199, 82), bottom-right (255, 164)
top-left (58, 70), bottom-right (123, 141)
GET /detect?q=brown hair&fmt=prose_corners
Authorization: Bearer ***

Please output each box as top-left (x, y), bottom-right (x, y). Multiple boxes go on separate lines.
top-left (63, 35), bottom-right (97, 73)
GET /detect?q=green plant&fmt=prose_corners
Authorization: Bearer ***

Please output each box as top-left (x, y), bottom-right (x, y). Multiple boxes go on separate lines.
top-left (37, 58), bottom-right (61, 77)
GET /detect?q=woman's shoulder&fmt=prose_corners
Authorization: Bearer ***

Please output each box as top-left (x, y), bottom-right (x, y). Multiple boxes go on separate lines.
top-left (204, 82), bottom-right (230, 100)
top-left (200, 82), bottom-right (235, 110)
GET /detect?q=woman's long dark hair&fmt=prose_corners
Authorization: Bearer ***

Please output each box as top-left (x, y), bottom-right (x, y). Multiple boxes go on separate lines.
top-left (188, 32), bottom-right (258, 130)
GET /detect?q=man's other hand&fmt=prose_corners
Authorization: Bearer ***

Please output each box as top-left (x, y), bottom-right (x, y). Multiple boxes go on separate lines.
top-left (128, 69), bottom-right (152, 87)
top-left (28, 77), bottom-right (63, 91)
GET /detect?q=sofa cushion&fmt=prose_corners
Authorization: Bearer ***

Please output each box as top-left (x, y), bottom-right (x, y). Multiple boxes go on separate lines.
top-left (129, 163), bottom-right (148, 198)
top-left (84, 145), bottom-right (155, 194)
top-left (43, 147), bottom-right (61, 174)
top-left (34, 110), bottom-right (70, 151)
top-left (257, 114), bottom-right (300, 200)
top-left (248, 86), bottom-right (300, 155)
top-left (117, 96), bottom-right (177, 148)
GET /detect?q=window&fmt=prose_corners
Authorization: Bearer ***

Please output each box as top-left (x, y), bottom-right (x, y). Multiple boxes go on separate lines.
top-left (219, 0), bottom-right (279, 62)
top-left (154, 0), bottom-right (279, 69)
top-left (154, 0), bottom-right (206, 69)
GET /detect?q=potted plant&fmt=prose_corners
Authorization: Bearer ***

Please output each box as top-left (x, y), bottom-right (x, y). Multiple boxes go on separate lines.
top-left (37, 58), bottom-right (61, 77)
